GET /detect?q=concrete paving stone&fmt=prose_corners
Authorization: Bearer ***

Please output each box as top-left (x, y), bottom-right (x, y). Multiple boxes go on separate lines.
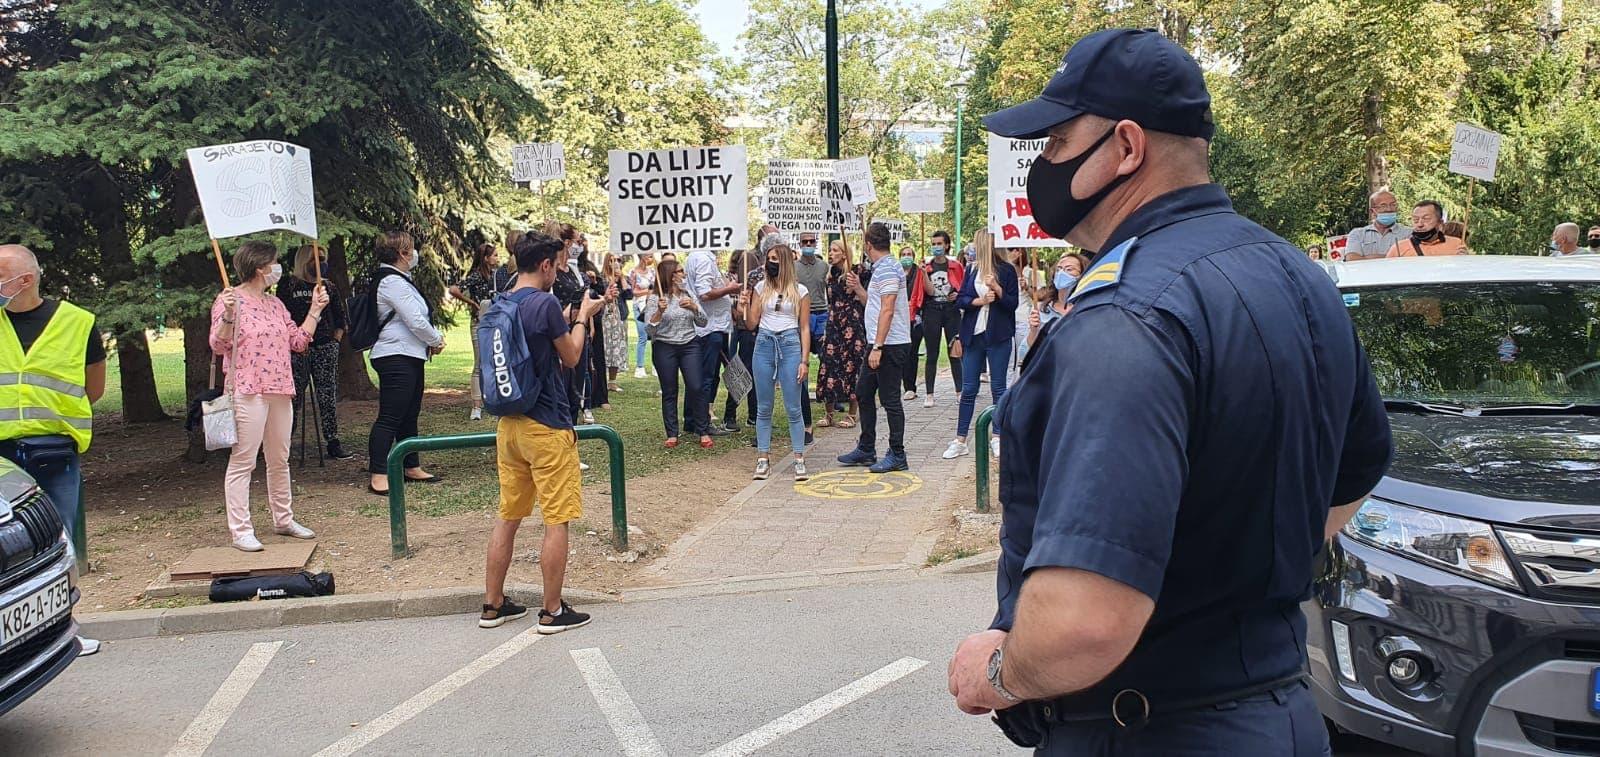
top-left (159, 602), bottom-right (283, 636)
top-left (279, 593), bottom-right (399, 627)
top-left (395, 587), bottom-right (482, 619)
top-left (76, 607), bottom-right (165, 642)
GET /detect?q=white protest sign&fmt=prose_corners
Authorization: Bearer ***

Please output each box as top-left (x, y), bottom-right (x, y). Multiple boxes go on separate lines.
top-left (833, 157), bottom-right (877, 205)
top-left (764, 159), bottom-right (833, 235)
top-left (1449, 123), bottom-right (1502, 182)
top-left (511, 142), bottom-right (566, 182)
top-left (187, 140), bottom-right (317, 240)
top-left (608, 145), bottom-right (748, 254)
top-left (1324, 234), bottom-right (1349, 262)
top-left (899, 180), bottom-right (945, 214)
top-left (986, 133), bottom-right (1069, 248)
top-left (870, 218), bottom-right (906, 243)
top-left (820, 180), bottom-right (859, 229)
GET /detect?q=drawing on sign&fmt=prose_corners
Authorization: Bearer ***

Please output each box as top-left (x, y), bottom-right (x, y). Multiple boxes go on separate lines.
top-left (870, 218), bottom-right (906, 244)
top-left (1449, 123), bottom-right (1502, 182)
top-left (765, 159), bottom-right (834, 235)
top-left (820, 180), bottom-right (858, 229)
top-left (187, 140), bottom-right (317, 240)
top-left (899, 180), bottom-right (944, 214)
top-left (511, 142), bottom-right (566, 183)
top-left (608, 146), bottom-right (748, 254)
top-left (833, 157), bottom-right (877, 206)
top-left (987, 134), bottom-right (1067, 248)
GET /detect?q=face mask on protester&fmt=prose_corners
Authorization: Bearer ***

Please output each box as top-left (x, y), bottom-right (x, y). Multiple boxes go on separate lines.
top-left (1550, 241), bottom-right (1563, 253)
top-left (1053, 271), bottom-right (1078, 291)
top-left (800, 245), bottom-right (818, 257)
top-left (0, 274), bottom-right (26, 309)
top-left (1375, 212), bottom-right (1399, 227)
top-left (1411, 227), bottom-right (1443, 245)
top-left (765, 261), bottom-right (780, 278)
top-left (265, 263), bottom-right (283, 287)
top-left (1026, 127), bottom-right (1132, 240)
top-left (900, 256), bottom-right (915, 268)
top-left (931, 245), bottom-right (946, 258)
top-left (1590, 237), bottom-right (1600, 249)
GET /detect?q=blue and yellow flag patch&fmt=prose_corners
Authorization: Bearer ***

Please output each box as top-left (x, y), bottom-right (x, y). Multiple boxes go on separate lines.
top-left (1070, 236), bottom-right (1138, 301)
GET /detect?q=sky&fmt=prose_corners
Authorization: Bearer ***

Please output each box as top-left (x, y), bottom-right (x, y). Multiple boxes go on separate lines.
top-left (692, 0), bottom-right (949, 58)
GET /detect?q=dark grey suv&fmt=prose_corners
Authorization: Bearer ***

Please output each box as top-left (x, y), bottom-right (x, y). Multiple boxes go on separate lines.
top-left (0, 459), bottom-right (80, 717)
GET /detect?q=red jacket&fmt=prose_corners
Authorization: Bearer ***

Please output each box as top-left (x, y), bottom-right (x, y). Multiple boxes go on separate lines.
top-left (910, 259), bottom-right (966, 314)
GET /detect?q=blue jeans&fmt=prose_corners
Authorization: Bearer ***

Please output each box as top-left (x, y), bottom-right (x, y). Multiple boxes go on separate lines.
top-left (957, 331), bottom-right (1013, 437)
top-left (697, 331), bottom-right (729, 423)
top-left (753, 329), bottom-right (806, 455)
top-left (633, 305), bottom-right (649, 369)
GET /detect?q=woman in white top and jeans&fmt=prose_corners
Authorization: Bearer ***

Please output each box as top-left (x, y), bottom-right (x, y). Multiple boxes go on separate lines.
top-left (737, 235), bottom-right (811, 482)
top-left (367, 230), bottom-right (445, 495)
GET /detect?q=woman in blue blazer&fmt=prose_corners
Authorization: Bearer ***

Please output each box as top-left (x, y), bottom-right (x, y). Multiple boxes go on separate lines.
top-left (943, 230), bottom-right (1019, 460)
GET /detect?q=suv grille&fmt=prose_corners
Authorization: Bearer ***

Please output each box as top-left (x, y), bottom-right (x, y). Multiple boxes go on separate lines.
top-left (1501, 529), bottom-right (1600, 601)
top-left (0, 491), bottom-right (62, 575)
top-left (1518, 713), bottom-right (1600, 754)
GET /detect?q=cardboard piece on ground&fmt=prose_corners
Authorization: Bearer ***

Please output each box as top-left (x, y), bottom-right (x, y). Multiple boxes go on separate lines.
top-left (169, 542), bottom-right (316, 581)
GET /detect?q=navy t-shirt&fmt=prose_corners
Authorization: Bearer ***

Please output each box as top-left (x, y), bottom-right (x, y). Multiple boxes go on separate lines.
top-left (992, 184), bottom-right (1393, 707)
top-left (512, 288), bottom-right (572, 431)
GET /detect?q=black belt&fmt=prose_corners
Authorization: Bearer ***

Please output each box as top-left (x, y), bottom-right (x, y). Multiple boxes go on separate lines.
top-left (991, 674), bottom-right (1308, 748)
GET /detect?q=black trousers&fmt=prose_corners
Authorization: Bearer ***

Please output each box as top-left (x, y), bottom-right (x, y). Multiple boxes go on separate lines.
top-left (904, 320), bottom-right (923, 393)
top-left (855, 343), bottom-right (910, 456)
top-left (921, 302), bottom-right (963, 394)
top-left (368, 355), bottom-right (425, 474)
top-left (723, 328), bottom-right (757, 426)
top-left (653, 339), bottom-right (707, 438)
top-left (585, 322), bottom-right (608, 409)
top-left (291, 341), bottom-right (341, 444)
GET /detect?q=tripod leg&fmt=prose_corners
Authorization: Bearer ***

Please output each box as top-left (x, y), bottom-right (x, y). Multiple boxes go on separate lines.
top-left (307, 371), bottom-right (326, 467)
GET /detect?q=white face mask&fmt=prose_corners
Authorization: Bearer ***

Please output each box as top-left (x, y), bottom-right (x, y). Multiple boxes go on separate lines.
top-left (409, 251), bottom-right (421, 270)
top-left (265, 263), bottom-right (283, 287)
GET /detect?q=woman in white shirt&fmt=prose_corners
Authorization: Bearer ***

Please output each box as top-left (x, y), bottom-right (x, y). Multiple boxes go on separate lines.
top-left (737, 235), bottom-right (811, 482)
top-left (367, 231), bottom-right (445, 495)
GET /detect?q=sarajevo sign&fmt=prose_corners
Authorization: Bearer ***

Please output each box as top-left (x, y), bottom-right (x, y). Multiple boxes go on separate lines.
top-left (765, 159), bottom-right (833, 235)
top-left (987, 134), bottom-right (1067, 248)
top-left (820, 180), bottom-right (858, 229)
top-left (1449, 123), bottom-right (1502, 182)
top-left (187, 140), bottom-right (317, 240)
top-left (608, 146), bottom-right (748, 254)
top-left (511, 142), bottom-right (566, 183)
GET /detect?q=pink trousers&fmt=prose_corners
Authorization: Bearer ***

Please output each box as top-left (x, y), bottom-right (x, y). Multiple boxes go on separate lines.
top-left (225, 393), bottom-right (296, 540)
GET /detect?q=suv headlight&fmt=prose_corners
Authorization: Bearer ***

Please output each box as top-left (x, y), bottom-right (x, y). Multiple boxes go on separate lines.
top-left (1342, 498), bottom-right (1519, 590)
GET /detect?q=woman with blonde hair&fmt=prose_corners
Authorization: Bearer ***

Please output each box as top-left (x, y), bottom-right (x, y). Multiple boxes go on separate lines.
top-left (737, 234), bottom-right (812, 482)
top-left (943, 230), bottom-right (1018, 461)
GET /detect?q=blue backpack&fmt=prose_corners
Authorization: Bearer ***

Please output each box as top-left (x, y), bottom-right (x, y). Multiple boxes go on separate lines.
top-left (476, 289), bottom-right (548, 418)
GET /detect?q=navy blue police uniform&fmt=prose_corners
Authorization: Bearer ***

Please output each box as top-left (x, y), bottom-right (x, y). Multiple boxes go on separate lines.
top-left (981, 29), bottom-right (1394, 756)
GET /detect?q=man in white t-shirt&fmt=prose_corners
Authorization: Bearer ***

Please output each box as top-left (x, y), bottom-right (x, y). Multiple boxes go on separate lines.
top-left (838, 222), bottom-right (914, 473)
top-left (683, 249), bottom-right (741, 437)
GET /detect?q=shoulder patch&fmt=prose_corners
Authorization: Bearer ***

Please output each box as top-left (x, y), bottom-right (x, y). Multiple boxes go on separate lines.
top-left (1069, 236), bottom-right (1138, 302)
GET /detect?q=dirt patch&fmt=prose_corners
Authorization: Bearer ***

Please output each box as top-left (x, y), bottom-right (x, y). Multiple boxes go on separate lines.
top-left (924, 474), bottom-right (1003, 567)
top-left (77, 393), bottom-right (753, 612)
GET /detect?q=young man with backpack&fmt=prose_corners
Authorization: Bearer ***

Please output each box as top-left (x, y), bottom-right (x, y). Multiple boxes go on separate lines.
top-left (477, 231), bottom-right (605, 632)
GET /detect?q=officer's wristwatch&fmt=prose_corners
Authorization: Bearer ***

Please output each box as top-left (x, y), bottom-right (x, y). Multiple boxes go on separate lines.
top-left (987, 645), bottom-right (1022, 704)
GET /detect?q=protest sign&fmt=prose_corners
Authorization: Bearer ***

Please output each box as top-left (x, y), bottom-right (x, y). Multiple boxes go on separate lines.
top-left (820, 180), bottom-right (858, 229)
top-left (833, 157), bottom-right (877, 205)
top-left (986, 133), bottom-right (1068, 248)
top-left (187, 140), bottom-right (317, 241)
top-left (1449, 123), bottom-right (1501, 182)
top-left (870, 218), bottom-right (906, 243)
top-left (608, 145), bottom-right (748, 254)
top-left (765, 159), bottom-right (833, 235)
top-left (899, 180), bottom-right (945, 214)
top-left (1324, 234), bottom-right (1349, 262)
top-left (511, 142), bottom-right (566, 182)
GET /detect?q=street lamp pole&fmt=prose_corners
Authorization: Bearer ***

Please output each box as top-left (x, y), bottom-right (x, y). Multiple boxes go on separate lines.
top-left (825, 0), bottom-right (840, 161)
top-left (953, 95), bottom-right (964, 246)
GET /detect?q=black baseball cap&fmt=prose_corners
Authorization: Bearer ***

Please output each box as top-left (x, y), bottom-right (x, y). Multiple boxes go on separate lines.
top-left (982, 28), bottom-right (1214, 141)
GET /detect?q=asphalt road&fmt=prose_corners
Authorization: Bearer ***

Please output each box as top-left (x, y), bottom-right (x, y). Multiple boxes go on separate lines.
top-left (1, 573), bottom-right (1412, 756)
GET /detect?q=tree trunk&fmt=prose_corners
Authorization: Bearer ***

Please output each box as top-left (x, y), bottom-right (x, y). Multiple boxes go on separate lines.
top-left (331, 236), bottom-right (379, 401)
top-left (87, 170), bottom-right (169, 422)
top-left (181, 314), bottom-right (217, 463)
top-left (1362, 89), bottom-right (1390, 194)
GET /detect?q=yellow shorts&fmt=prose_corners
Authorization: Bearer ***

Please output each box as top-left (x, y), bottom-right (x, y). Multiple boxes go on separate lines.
top-left (495, 415), bottom-right (583, 526)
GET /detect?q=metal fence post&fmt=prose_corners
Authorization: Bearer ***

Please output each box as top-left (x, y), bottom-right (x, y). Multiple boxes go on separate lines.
top-left (974, 405), bottom-right (994, 513)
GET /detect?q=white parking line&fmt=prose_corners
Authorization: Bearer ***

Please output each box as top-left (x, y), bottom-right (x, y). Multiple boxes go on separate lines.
top-left (571, 648), bottom-right (669, 757)
top-left (701, 657), bottom-right (929, 757)
top-left (167, 641), bottom-right (283, 757)
top-left (313, 628), bottom-right (543, 757)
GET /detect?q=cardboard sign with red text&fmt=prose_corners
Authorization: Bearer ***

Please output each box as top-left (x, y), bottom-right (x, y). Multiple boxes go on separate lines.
top-left (987, 133), bottom-right (1068, 248)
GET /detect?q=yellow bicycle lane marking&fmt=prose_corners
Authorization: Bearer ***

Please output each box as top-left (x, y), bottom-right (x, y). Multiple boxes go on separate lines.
top-left (793, 470), bottom-right (922, 500)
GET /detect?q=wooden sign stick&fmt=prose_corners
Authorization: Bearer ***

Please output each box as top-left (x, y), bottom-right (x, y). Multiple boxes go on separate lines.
top-left (312, 241), bottom-right (323, 286)
top-left (209, 239), bottom-right (232, 289)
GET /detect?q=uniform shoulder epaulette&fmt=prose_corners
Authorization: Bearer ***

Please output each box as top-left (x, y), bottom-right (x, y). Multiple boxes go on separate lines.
top-left (1069, 236), bottom-right (1138, 302)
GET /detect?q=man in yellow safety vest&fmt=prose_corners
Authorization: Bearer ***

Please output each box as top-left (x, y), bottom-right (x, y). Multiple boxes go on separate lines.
top-left (0, 245), bottom-right (105, 655)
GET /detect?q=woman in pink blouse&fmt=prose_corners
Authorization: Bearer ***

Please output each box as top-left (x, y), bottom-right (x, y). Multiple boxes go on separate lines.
top-left (210, 241), bottom-right (329, 552)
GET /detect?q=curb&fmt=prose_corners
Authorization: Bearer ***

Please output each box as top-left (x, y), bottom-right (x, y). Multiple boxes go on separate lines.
top-left (77, 585), bottom-right (617, 642)
top-left (923, 549), bottom-right (1000, 575)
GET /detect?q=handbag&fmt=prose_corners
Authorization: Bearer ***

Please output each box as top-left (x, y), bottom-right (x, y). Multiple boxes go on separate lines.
top-left (202, 305), bottom-right (241, 451)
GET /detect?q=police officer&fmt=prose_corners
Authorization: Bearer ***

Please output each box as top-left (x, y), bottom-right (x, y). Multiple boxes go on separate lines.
top-left (0, 244), bottom-right (106, 656)
top-left (944, 29), bottom-right (1393, 754)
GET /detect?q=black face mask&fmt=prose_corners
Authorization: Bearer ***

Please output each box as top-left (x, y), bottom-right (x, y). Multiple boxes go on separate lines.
top-left (1026, 127), bottom-right (1132, 240)
top-left (1412, 227), bottom-right (1444, 245)
top-left (765, 261), bottom-right (780, 278)
top-left (1589, 237), bottom-right (1600, 249)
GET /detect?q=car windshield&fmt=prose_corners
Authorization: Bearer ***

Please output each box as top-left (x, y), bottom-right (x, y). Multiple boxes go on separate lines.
top-left (1345, 281), bottom-right (1600, 406)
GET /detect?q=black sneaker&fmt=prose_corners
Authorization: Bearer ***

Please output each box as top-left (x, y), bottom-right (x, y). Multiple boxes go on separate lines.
top-left (327, 440), bottom-right (356, 460)
top-left (804, 431), bottom-right (815, 446)
top-left (538, 601), bottom-right (592, 634)
top-left (837, 447), bottom-right (877, 467)
top-left (707, 425), bottom-right (731, 437)
top-left (479, 598), bottom-right (530, 628)
top-left (723, 421), bottom-right (742, 434)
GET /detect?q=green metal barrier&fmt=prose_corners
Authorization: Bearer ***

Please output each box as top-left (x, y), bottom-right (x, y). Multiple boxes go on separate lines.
top-left (974, 405), bottom-right (994, 513)
top-left (386, 424), bottom-right (627, 559)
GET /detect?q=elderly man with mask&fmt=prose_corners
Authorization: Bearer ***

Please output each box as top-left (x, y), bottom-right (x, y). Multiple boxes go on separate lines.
top-left (1385, 200), bottom-right (1467, 257)
top-left (945, 29), bottom-right (1392, 754)
top-left (1344, 189), bottom-right (1410, 261)
top-left (1549, 222), bottom-right (1585, 257)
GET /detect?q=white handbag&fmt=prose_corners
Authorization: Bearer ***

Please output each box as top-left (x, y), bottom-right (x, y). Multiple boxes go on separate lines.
top-left (202, 309), bottom-right (240, 451)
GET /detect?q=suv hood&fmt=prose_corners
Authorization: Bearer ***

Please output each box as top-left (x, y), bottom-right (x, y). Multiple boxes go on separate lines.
top-left (1379, 413), bottom-right (1600, 527)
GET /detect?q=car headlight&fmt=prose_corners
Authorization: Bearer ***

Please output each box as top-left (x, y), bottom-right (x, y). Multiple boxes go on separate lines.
top-left (1342, 498), bottom-right (1519, 590)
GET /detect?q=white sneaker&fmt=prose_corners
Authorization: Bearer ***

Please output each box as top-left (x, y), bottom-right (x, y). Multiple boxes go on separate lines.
top-left (902, 390), bottom-right (917, 401)
top-left (634, 367), bottom-right (647, 379)
top-left (583, 410), bottom-right (596, 424)
top-left (942, 440), bottom-right (970, 459)
top-left (233, 534), bottom-right (264, 552)
top-left (922, 395), bottom-right (935, 408)
top-left (990, 438), bottom-right (1001, 459)
top-left (579, 461), bottom-right (591, 472)
top-left (753, 459), bottom-right (770, 480)
top-left (793, 460), bottom-right (808, 481)
top-left (275, 521), bottom-right (317, 540)
top-left (470, 407), bottom-right (483, 421)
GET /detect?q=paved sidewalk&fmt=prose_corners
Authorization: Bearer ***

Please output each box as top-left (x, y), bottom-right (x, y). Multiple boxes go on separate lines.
top-left (641, 371), bottom-right (989, 585)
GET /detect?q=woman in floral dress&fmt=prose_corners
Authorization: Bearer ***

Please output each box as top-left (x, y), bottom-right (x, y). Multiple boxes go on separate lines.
top-left (600, 254), bottom-right (628, 391)
top-left (815, 239), bottom-right (867, 428)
